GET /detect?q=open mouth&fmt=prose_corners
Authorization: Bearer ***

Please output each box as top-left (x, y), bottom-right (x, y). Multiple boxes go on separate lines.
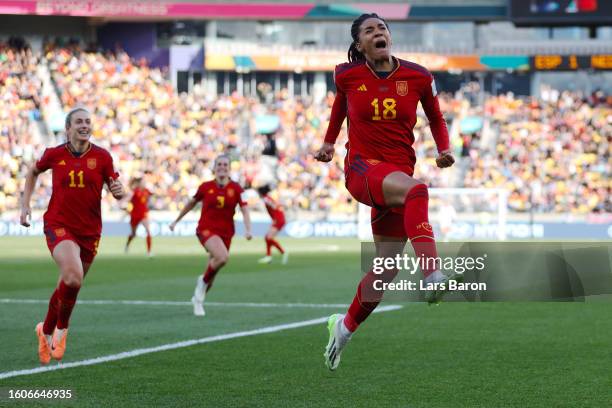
top-left (374, 39), bottom-right (387, 49)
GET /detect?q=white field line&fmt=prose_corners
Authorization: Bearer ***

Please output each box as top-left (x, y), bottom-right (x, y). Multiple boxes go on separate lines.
top-left (0, 305), bottom-right (402, 380)
top-left (0, 298), bottom-right (351, 308)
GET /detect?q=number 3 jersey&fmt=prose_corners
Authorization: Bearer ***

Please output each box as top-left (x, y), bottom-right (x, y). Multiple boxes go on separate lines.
top-left (35, 143), bottom-right (118, 236)
top-left (193, 180), bottom-right (246, 237)
top-left (324, 57), bottom-right (450, 170)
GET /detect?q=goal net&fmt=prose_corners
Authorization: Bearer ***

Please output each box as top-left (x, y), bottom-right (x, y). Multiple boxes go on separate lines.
top-left (358, 188), bottom-right (509, 241)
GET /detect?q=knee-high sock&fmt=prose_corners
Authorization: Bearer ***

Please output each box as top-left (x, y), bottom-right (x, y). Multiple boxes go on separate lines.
top-left (268, 238), bottom-right (284, 254)
top-left (403, 184), bottom-right (438, 277)
top-left (203, 264), bottom-right (219, 291)
top-left (265, 238), bottom-right (272, 256)
top-left (56, 281), bottom-right (81, 330)
top-left (343, 268), bottom-right (398, 332)
top-left (125, 234), bottom-right (135, 249)
top-left (43, 288), bottom-right (60, 335)
top-left (146, 235), bottom-right (152, 253)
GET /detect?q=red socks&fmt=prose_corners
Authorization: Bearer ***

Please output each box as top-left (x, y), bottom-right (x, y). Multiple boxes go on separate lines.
top-left (344, 184), bottom-right (438, 333)
top-left (265, 237), bottom-right (285, 255)
top-left (146, 235), bottom-right (152, 253)
top-left (265, 238), bottom-right (272, 256)
top-left (403, 184), bottom-right (438, 277)
top-left (203, 264), bottom-right (218, 291)
top-left (56, 281), bottom-right (81, 330)
top-left (43, 289), bottom-right (60, 335)
top-left (344, 267), bottom-right (399, 332)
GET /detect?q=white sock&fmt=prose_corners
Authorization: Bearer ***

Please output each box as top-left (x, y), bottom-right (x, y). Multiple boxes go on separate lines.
top-left (54, 328), bottom-right (66, 343)
top-left (194, 276), bottom-right (205, 301)
top-left (45, 334), bottom-right (53, 347)
top-left (425, 270), bottom-right (445, 284)
top-left (339, 317), bottom-right (353, 339)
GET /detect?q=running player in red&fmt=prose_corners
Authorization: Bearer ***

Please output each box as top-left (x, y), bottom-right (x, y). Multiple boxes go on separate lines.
top-left (124, 176), bottom-right (153, 257)
top-left (256, 185), bottom-right (289, 265)
top-left (169, 155), bottom-right (252, 316)
top-left (315, 13), bottom-right (456, 370)
top-left (20, 108), bottom-right (125, 364)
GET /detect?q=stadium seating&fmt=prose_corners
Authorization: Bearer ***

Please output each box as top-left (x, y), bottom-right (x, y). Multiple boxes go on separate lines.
top-left (2, 42), bottom-right (610, 215)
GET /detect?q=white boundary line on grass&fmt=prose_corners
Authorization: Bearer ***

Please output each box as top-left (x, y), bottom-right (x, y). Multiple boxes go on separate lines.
top-left (0, 305), bottom-right (402, 380)
top-left (0, 298), bottom-right (350, 308)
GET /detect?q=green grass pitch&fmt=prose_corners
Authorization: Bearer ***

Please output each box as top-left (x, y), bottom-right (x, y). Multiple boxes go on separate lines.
top-left (0, 236), bottom-right (610, 407)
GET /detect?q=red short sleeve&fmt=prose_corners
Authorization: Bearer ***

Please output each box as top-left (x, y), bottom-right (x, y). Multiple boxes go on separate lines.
top-left (35, 148), bottom-right (54, 172)
top-left (193, 183), bottom-right (206, 201)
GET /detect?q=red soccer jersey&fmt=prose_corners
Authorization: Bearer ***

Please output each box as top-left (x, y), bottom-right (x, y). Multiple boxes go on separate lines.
top-left (324, 57), bottom-right (449, 170)
top-left (193, 180), bottom-right (246, 237)
top-left (263, 194), bottom-right (285, 224)
top-left (36, 143), bottom-right (118, 236)
top-left (130, 187), bottom-right (151, 217)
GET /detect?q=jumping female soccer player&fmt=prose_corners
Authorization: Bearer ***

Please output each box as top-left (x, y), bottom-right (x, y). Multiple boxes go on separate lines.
top-left (169, 155), bottom-right (252, 316)
top-left (20, 107), bottom-right (125, 364)
top-left (315, 13), bottom-right (456, 370)
top-left (256, 185), bottom-right (288, 265)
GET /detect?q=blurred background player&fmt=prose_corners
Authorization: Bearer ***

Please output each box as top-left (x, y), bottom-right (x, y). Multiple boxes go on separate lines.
top-left (19, 107), bottom-right (125, 364)
top-left (124, 176), bottom-right (153, 257)
top-left (438, 199), bottom-right (457, 242)
top-left (315, 13), bottom-right (456, 370)
top-left (169, 155), bottom-right (253, 316)
top-left (257, 185), bottom-right (289, 265)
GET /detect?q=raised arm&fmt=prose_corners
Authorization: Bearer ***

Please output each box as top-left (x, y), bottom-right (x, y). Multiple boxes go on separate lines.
top-left (421, 76), bottom-right (454, 168)
top-left (315, 85), bottom-right (347, 162)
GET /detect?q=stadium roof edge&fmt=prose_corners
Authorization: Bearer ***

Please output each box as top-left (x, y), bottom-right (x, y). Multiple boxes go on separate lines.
top-left (0, 1), bottom-right (507, 21)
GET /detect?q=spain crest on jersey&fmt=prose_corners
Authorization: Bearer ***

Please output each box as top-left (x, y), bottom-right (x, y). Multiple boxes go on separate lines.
top-left (396, 81), bottom-right (408, 96)
top-left (87, 158), bottom-right (97, 169)
top-left (227, 189), bottom-right (235, 198)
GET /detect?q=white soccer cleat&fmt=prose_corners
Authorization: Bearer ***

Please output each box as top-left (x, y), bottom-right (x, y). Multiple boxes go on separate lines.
top-left (324, 314), bottom-right (351, 371)
top-left (281, 252), bottom-right (289, 265)
top-left (258, 256), bottom-right (273, 264)
top-left (191, 296), bottom-right (205, 316)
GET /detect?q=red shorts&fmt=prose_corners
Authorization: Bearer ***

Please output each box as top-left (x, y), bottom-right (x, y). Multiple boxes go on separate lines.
top-left (345, 156), bottom-right (413, 208)
top-left (345, 156), bottom-right (412, 238)
top-left (130, 213), bottom-right (147, 229)
top-left (196, 229), bottom-right (233, 251)
top-left (44, 225), bottom-right (100, 264)
top-left (272, 217), bottom-right (286, 230)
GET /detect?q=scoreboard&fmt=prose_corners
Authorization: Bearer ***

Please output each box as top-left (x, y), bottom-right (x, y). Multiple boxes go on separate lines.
top-left (510, 0), bottom-right (612, 25)
top-left (530, 55), bottom-right (612, 70)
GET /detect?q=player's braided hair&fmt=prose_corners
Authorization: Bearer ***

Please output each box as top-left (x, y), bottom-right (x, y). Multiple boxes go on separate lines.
top-left (348, 13), bottom-right (389, 63)
top-left (257, 185), bottom-right (271, 196)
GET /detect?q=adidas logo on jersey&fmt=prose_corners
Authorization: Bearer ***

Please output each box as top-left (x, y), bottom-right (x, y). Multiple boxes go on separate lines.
top-left (58, 160), bottom-right (66, 165)
top-left (357, 84), bottom-right (367, 91)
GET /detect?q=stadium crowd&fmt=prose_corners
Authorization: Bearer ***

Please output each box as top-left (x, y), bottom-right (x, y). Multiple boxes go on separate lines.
top-left (0, 40), bottom-right (45, 213)
top-left (464, 91), bottom-right (610, 213)
top-left (1, 42), bottom-right (610, 216)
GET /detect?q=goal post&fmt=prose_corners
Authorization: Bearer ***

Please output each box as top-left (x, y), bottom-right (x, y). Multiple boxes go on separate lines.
top-left (358, 188), bottom-right (509, 241)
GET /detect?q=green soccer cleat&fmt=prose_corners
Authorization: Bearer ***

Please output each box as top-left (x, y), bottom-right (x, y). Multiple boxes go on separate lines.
top-left (323, 314), bottom-right (351, 371)
top-left (426, 272), bottom-right (465, 305)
